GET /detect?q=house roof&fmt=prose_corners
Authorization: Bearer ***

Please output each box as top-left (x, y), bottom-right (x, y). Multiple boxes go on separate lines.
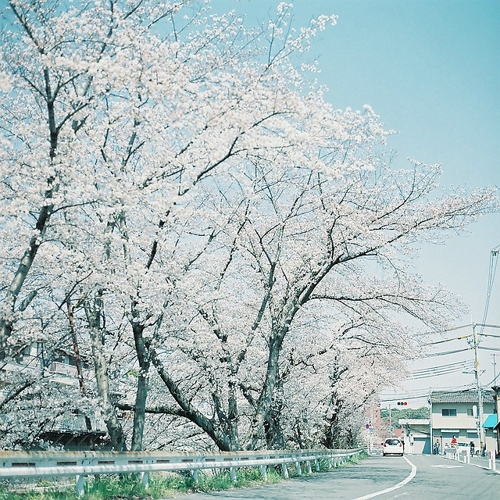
top-left (430, 389), bottom-right (494, 404)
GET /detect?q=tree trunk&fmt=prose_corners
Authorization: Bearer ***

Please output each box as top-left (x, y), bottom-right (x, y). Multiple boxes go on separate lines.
top-left (150, 347), bottom-right (232, 451)
top-left (85, 295), bottom-right (127, 451)
top-left (130, 322), bottom-right (150, 451)
top-left (248, 332), bottom-right (284, 450)
top-left (0, 64), bottom-right (58, 354)
top-left (67, 298), bottom-right (93, 439)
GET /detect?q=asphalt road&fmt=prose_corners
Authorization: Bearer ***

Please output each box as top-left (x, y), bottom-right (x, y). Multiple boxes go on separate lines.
top-left (173, 454), bottom-right (499, 500)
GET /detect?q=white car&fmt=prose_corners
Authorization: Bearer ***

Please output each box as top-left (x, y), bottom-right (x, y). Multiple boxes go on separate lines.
top-left (383, 438), bottom-right (404, 456)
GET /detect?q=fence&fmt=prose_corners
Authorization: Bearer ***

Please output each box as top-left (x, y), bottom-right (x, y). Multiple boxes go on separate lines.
top-left (0, 448), bottom-right (363, 497)
top-left (444, 447), bottom-right (498, 472)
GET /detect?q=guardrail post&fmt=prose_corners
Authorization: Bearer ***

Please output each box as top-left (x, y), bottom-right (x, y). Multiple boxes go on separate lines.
top-left (191, 469), bottom-right (199, 484)
top-left (140, 471), bottom-right (149, 490)
top-left (492, 452), bottom-right (496, 471)
top-left (75, 474), bottom-right (85, 497)
top-left (314, 459), bottom-right (320, 472)
top-left (306, 460), bottom-right (312, 474)
top-left (281, 463), bottom-right (289, 479)
top-left (230, 466), bottom-right (237, 483)
top-left (260, 465), bottom-right (267, 481)
top-left (296, 461), bottom-right (302, 476)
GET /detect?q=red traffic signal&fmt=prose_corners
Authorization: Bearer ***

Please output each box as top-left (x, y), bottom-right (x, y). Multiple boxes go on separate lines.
top-left (397, 401), bottom-right (408, 406)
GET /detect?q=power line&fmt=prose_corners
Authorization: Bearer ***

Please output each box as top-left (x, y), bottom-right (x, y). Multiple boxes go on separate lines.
top-left (412, 360), bottom-right (475, 380)
top-left (478, 346), bottom-right (500, 353)
top-left (424, 348), bottom-right (471, 357)
top-left (422, 334), bottom-right (471, 346)
top-left (413, 324), bottom-right (471, 337)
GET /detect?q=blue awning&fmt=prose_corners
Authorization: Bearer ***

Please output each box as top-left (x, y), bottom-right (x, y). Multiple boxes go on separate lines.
top-left (482, 414), bottom-right (498, 429)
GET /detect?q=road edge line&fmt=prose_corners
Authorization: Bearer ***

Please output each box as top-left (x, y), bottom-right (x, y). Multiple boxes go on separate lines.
top-left (352, 456), bottom-right (417, 500)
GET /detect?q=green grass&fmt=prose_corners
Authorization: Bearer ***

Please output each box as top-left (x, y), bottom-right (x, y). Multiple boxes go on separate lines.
top-left (0, 468), bottom-right (279, 500)
top-left (0, 454), bottom-right (364, 499)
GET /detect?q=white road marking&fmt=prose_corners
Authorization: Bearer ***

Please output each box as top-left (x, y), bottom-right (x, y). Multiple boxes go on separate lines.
top-left (432, 465), bottom-right (463, 468)
top-left (352, 456), bottom-right (417, 500)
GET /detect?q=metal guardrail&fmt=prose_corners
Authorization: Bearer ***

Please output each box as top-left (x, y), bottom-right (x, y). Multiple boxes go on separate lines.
top-left (0, 448), bottom-right (363, 497)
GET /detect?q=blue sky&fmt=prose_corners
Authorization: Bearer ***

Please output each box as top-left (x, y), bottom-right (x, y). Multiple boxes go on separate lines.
top-left (213, 0), bottom-right (500, 401)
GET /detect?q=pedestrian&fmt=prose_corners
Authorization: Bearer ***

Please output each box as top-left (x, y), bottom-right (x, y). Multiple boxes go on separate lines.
top-left (434, 440), bottom-right (440, 455)
top-left (451, 435), bottom-right (458, 447)
top-left (469, 441), bottom-right (475, 456)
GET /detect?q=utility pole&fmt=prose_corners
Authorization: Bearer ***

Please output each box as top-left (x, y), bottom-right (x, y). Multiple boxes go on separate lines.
top-left (389, 403), bottom-right (392, 433)
top-left (491, 385), bottom-right (500, 454)
top-left (473, 324), bottom-right (485, 448)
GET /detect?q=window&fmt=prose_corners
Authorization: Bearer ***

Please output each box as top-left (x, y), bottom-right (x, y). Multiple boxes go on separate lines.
top-left (467, 408), bottom-right (473, 416)
top-left (442, 409), bottom-right (457, 416)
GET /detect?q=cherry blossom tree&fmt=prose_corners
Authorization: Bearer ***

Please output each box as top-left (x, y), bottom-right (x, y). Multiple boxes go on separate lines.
top-left (0, 0), bottom-right (496, 452)
top-left (0, 0), bottom-right (340, 450)
top-left (137, 135), bottom-right (494, 450)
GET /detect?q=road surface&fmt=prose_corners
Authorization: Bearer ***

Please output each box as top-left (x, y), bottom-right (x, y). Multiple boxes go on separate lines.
top-left (173, 454), bottom-right (499, 499)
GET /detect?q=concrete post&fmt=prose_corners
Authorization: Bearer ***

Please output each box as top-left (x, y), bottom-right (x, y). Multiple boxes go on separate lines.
top-left (191, 469), bottom-right (199, 484)
top-left (281, 463), bottom-right (289, 479)
top-left (296, 461), bottom-right (302, 476)
top-left (75, 475), bottom-right (84, 497)
top-left (260, 465), bottom-right (267, 481)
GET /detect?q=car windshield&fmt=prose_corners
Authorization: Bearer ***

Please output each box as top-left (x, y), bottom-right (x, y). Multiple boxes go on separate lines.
top-left (385, 439), bottom-right (401, 445)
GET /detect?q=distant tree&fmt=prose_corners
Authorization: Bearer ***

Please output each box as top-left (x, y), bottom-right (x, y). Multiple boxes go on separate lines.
top-left (381, 406), bottom-right (430, 424)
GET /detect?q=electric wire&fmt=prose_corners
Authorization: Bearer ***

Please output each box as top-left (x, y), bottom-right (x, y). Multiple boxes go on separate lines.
top-left (411, 360), bottom-right (475, 379)
top-left (422, 335), bottom-right (471, 346)
top-left (424, 347), bottom-right (471, 357)
top-left (387, 248), bottom-right (499, 401)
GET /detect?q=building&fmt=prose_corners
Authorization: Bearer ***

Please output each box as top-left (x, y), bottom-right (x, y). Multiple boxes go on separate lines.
top-left (397, 390), bottom-right (497, 455)
top-left (430, 389), bottom-right (496, 455)
top-left (398, 418), bottom-right (430, 454)
top-left (0, 344), bottom-right (108, 450)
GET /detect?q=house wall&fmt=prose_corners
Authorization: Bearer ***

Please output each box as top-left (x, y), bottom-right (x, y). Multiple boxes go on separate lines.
top-left (431, 400), bottom-right (496, 452)
top-left (399, 419), bottom-right (430, 455)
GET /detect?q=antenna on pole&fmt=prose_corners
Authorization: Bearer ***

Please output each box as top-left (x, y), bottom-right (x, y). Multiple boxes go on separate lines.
top-left (480, 244), bottom-right (500, 335)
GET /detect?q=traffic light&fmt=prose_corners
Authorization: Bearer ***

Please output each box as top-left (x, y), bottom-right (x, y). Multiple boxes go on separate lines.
top-left (397, 401), bottom-right (408, 406)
